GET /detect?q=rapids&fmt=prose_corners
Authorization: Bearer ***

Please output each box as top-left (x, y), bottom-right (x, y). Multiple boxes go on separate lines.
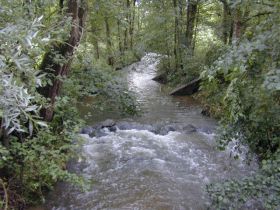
top-left (44, 53), bottom-right (257, 210)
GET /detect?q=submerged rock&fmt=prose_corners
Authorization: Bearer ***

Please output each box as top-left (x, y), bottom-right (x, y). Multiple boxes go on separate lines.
top-left (80, 126), bottom-right (94, 135)
top-left (108, 125), bottom-right (117, 132)
top-left (101, 119), bottom-right (116, 128)
top-left (196, 126), bottom-right (215, 134)
top-left (82, 120), bottom-right (199, 138)
top-left (81, 119), bottom-right (116, 137)
top-left (89, 129), bottom-right (108, 138)
top-left (158, 124), bottom-right (177, 135)
top-left (183, 124), bottom-right (197, 133)
top-left (116, 121), bottom-right (155, 132)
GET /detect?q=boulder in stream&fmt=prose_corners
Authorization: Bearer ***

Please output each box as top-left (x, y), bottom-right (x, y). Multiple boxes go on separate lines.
top-left (116, 121), bottom-right (156, 133)
top-left (183, 124), bottom-right (197, 134)
top-left (101, 119), bottom-right (116, 128)
top-left (89, 129), bottom-right (108, 138)
top-left (80, 126), bottom-right (94, 135)
top-left (158, 124), bottom-right (177, 135)
top-left (82, 120), bottom-right (199, 138)
top-left (81, 119), bottom-right (116, 137)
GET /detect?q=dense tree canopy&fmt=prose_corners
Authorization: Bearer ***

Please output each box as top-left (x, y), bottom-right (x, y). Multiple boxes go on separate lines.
top-left (0, 0), bottom-right (279, 209)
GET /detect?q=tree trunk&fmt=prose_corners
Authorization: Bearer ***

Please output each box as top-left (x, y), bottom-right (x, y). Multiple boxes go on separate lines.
top-left (94, 36), bottom-right (100, 59)
top-left (0, 123), bottom-right (9, 148)
top-left (117, 19), bottom-right (123, 55)
top-left (173, 0), bottom-right (179, 71)
top-left (233, 6), bottom-right (249, 41)
top-left (105, 15), bottom-right (114, 66)
top-left (192, 6), bottom-right (199, 53)
top-left (229, 20), bottom-right (234, 44)
top-left (178, 0), bottom-right (184, 69)
top-left (186, 0), bottom-right (197, 55)
top-left (124, 0), bottom-right (130, 51)
top-left (220, 0), bottom-right (232, 44)
top-left (137, 4), bottom-right (141, 31)
top-left (129, 0), bottom-right (136, 49)
top-left (38, 0), bottom-right (86, 121)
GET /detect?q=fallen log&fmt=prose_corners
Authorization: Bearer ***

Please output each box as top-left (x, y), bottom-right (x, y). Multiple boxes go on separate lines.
top-left (170, 78), bottom-right (201, 96)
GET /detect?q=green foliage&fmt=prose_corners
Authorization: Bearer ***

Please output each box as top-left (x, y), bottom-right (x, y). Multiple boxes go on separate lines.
top-left (149, 0), bottom-right (226, 86)
top-left (87, 0), bottom-right (143, 69)
top-left (66, 45), bottom-right (139, 116)
top-left (207, 151), bottom-right (280, 210)
top-left (201, 1), bottom-right (280, 157)
top-left (0, 95), bottom-right (85, 207)
top-left (200, 1), bottom-right (280, 208)
top-left (167, 54), bottom-right (205, 85)
top-left (1, 0), bottom-right (279, 209)
top-left (0, 13), bottom-right (48, 135)
top-left (7, 101), bottom-right (84, 205)
top-left (0, 1), bottom-right (85, 208)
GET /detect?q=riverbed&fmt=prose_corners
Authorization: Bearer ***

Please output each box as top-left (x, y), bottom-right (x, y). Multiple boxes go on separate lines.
top-left (42, 53), bottom-right (257, 210)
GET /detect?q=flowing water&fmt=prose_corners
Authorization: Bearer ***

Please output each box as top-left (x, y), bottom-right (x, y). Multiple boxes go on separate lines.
top-left (43, 53), bottom-right (257, 210)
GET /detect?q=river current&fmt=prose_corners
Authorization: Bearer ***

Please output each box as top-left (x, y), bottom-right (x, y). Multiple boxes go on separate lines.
top-left (42, 53), bottom-right (257, 210)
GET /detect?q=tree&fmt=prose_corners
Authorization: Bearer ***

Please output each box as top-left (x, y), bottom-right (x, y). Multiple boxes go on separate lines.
top-left (219, 0), bottom-right (233, 44)
top-left (186, 0), bottom-right (198, 54)
top-left (39, 0), bottom-right (87, 121)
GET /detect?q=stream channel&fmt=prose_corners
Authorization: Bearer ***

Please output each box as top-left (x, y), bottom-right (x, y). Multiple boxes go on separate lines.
top-left (43, 53), bottom-right (257, 210)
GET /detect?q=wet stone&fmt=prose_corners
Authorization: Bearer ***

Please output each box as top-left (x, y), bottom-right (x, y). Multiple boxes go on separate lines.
top-left (82, 120), bottom-right (199, 139)
top-left (159, 124), bottom-right (177, 135)
top-left (101, 119), bottom-right (115, 128)
top-left (108, 125), bottom-right (117, 132)
top-left (115, 121), bottom-right (136, 130)
top-left (89, 129), bottom-right (108, 138)
top-left (197, 126), bottom-right (214, 134)
top-left (80, 126), bottom-right (93, 134)
top-left (116, 122), bottom-right (157, 133)
top-left (183, 124), bottom-right (197, 134)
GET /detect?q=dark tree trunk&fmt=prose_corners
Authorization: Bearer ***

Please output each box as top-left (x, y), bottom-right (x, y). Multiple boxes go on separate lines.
top-left (173, 0), bottom-right (179, 71)
top-left (38, 0), bottom-right (86, 121)
top-left (129, 0), bottom-right (136, 49)
top-left (137, 4), bottom-right (141, 31)
top-left (90, 9), bottom-right (100, 60)
top-left (0, 123), bottom-right (9, 148)
top-left (178, 0), bottom-right (184, 69)
top-left (117, 19), bottom-right (123, 55)
top-left (117, 18), bottom-right (124, 66)
top-left (229, 20), bottom-right (234, 44)
top-left (105, 15), bottom-right (114, 66)
top-left (59, 0), bottom-right (64, 12)
top-left (220, 0), bottom-right (232, 44)
top-left (220, 0), bottom-right (233, 44)
top-left (94, 36), bottom-right (100, 59)
top-left (233, 6), bottom-right (249, 41)
top-left (186, 0), bottom-right (197, 55)
top-left (124, 0), bottom-right (130, 51)
top-left (233, 9), bottom-right (242, 40)
top-left (192, 6), bottom-right (199, 52)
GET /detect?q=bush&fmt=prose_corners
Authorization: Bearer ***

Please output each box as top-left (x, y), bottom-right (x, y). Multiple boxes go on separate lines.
top-left (200, 2), bottom-right (280, 208)
top-left (67, 46), bottom-right (140, 116)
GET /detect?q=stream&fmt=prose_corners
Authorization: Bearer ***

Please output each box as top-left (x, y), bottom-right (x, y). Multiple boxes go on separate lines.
top-left (43, 53), bottom-right (257, 210)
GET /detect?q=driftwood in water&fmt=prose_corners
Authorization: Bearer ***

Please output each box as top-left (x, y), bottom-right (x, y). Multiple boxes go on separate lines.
top-left (170, 78), bottom-right (201, 96)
